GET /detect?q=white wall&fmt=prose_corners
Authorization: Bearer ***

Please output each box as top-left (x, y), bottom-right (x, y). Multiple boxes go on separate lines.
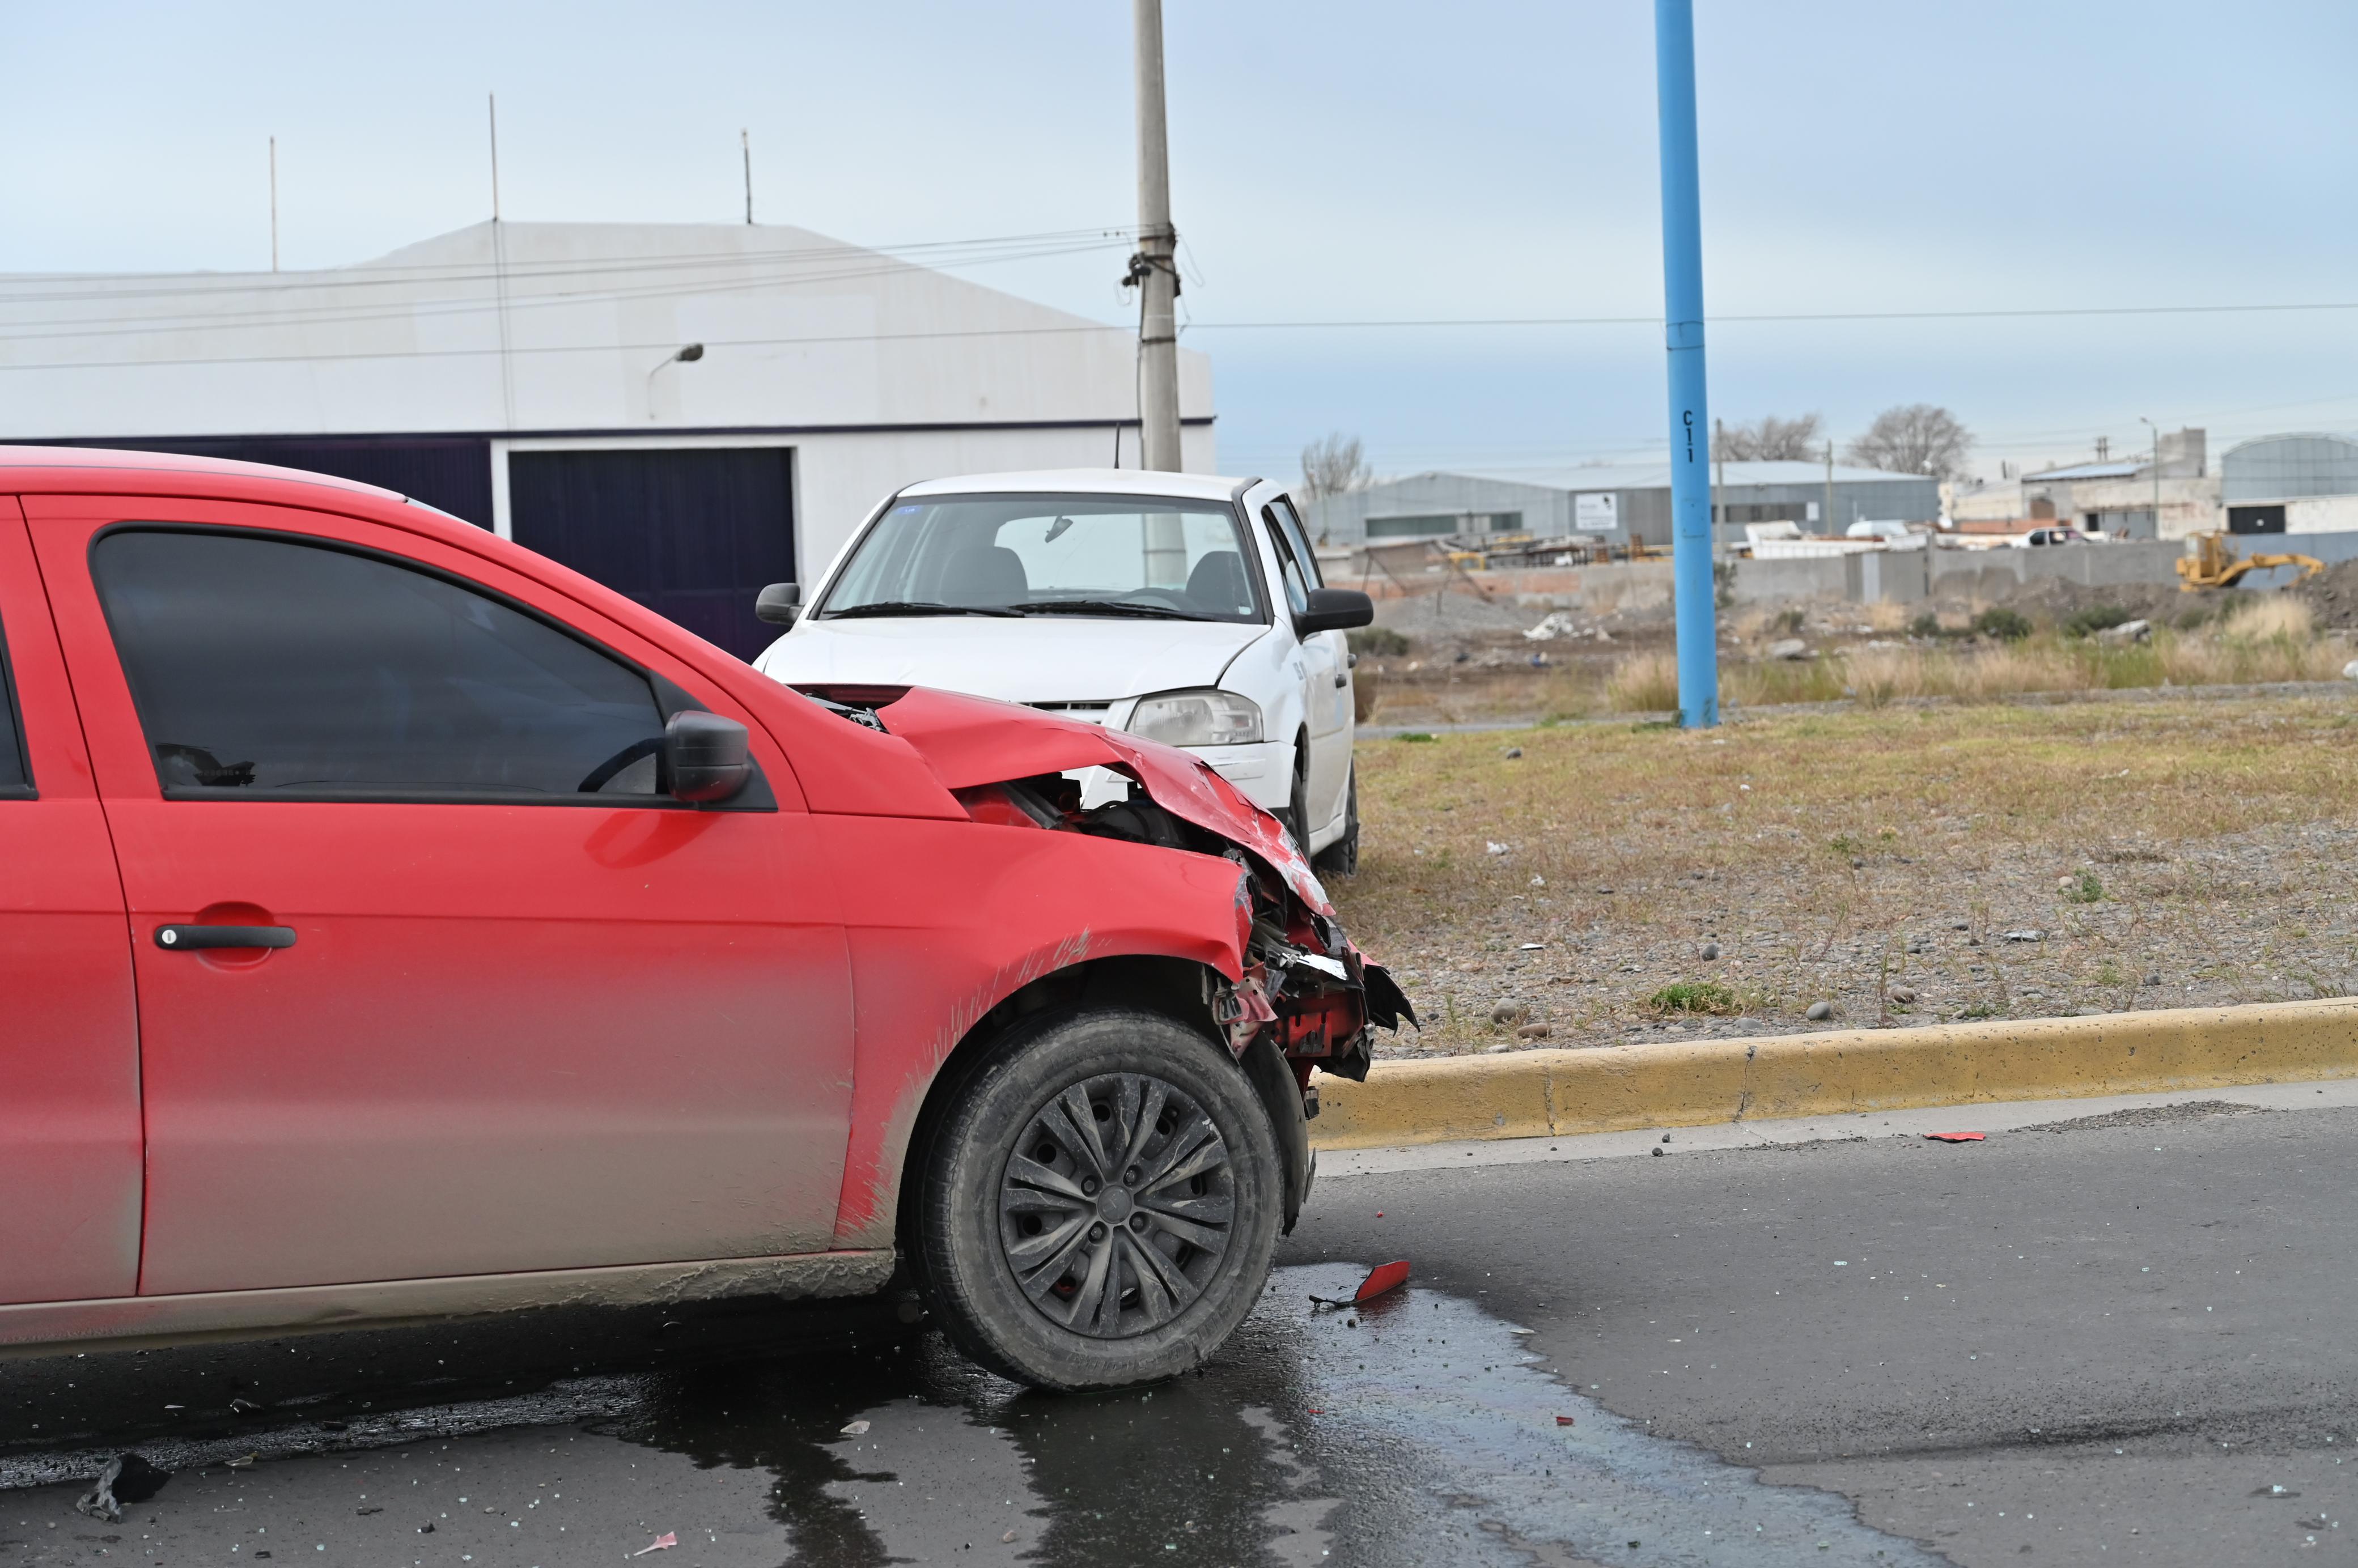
top-left (0, 222), bottom-right (1213, 443)
top-left (492, 423), bottom-right (1220, 584)
top-left (2285, 495), bottom-right (2358, 534)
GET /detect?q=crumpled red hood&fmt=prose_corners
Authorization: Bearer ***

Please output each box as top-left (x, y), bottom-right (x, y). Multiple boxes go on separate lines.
top-left (872, 686), bottom-right (1334, 915)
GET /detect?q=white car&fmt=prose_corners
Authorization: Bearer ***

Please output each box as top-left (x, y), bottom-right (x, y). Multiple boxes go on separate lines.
top-left (750, 470), bottom-right (1374, 868)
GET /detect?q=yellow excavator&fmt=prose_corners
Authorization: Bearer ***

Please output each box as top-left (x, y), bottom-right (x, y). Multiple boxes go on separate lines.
top-left (2175, 530), bottom-right (2325, 591)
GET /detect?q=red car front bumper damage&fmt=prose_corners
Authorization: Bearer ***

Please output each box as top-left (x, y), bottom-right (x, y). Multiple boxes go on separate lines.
top-left (806, 684), bottom-right (1416, 1103)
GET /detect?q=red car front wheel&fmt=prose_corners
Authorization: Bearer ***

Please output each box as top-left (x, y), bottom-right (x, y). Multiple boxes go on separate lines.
top-left (911, 1008), bottom-right (1283, 1391)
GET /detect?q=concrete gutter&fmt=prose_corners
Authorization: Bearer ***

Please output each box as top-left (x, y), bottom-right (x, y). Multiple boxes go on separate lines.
top-left (1311, 998), bottom-right (2358, 1150)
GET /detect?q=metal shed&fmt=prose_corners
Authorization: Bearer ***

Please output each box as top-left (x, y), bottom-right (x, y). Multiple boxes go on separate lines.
top-left (1303, 460), bottom-right (1940, 551)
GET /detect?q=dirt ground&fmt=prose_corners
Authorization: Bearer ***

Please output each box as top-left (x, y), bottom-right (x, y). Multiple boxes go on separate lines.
top-left (1328, 694), bottom-right (2358, 1058)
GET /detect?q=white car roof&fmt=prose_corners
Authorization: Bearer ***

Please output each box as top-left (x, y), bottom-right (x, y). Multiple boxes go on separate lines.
top-left (895, 468), bottom-right (1262, 503)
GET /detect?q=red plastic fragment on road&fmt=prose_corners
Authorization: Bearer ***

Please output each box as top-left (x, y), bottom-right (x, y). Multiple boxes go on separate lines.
top-left (1310, 1261), bottom-right (1411, 1310)
top-left (1354, 1260), bottom-right (1411, 1303)
top-left (1555, 1416), bottom-right (1576, 1427)
top-left (1924, 1131), bottom-right (1986, 1143)
top-left (631, 1533), bottom-right (678, 1556)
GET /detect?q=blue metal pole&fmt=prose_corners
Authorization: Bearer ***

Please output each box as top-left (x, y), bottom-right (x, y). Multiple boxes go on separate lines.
top-left (1654, 0), bottom-right (1717, 727)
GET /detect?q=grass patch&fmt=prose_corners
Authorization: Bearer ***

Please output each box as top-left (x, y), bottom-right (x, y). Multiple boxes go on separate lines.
top-left (1647, 981), bottom-right (1742, 1016)
top-left (1394, 730), bottom-right (1437, 743)
top-left (2063, 869), bottom-right (2103, 903)
top-left (1604, 652), bottom-right (1681, 713)
top-left (1974, 606), bottom-right (2034, 641)
top-left (2062, 604), bottom-right (2136, 638)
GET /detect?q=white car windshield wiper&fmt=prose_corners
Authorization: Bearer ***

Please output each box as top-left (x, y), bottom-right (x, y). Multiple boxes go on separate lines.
top-left (1011, 599), bottom-right (1198, 620)
top-left (822, 600), bottom-right (1024, 619)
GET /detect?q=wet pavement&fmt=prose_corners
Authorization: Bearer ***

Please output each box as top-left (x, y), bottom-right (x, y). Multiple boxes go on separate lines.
top-left (0, 1261), bottom-right (1931, 1566)
top-left (5, 1095), bottom-right (2354, 1565)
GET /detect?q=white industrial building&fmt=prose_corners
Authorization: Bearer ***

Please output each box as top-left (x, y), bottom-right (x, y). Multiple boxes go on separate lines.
top-left (0, 221), bottom-right (1215, 657)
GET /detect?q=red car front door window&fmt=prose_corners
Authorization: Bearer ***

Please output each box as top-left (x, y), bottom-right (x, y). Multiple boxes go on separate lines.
top-left (30, 497), bottom-right (853, 1295)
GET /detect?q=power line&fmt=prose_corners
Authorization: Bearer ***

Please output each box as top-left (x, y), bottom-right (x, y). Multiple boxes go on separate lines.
top-left (0, 320), bottom-right (1138, 374)
top-left (0, 237), bottom-right (1137, 346)
top-left (0, 225), bottom-right (1139, 304)
top-left (1181, 299), bottom-right (2358, 330)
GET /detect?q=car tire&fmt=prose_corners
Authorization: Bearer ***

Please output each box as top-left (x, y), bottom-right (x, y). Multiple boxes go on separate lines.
top-left (911, 1008), bottom-right (1284, 1392)
top-left (1279, 763), bottom-right (1311, 855)
top-left (1314, 767), bottom-right (1359, 878)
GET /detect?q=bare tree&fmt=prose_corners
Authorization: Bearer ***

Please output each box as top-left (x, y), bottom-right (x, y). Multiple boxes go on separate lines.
top-left (1299, 432), bottom-right (1371, 502)
top-left (1716, 413), bottom-right (1824, 461)
top-left (1845, 404), bottom-right (1973, 480)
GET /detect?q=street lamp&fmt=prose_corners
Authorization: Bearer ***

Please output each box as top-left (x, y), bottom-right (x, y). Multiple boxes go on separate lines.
top-left (2138, 415), bottom-right (2160, 540)
top-left (647, 343), bottom-right (705, 420)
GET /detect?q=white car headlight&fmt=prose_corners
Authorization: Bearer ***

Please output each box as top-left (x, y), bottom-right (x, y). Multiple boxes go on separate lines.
top-left (1128, 689), bottom-right (1263, 747)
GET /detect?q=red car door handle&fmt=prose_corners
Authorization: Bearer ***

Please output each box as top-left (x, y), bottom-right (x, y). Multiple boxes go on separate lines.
top-left (155, 925), bottom-right (296, 951)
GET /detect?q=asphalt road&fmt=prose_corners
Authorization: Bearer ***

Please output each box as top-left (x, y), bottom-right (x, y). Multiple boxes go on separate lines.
top-left (4, 1093), bottom-right (2353, 1566)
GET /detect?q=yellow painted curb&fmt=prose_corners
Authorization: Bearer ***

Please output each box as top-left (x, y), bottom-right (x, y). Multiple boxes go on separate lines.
top-left (1311, 998), bottom-right (2358, 1150)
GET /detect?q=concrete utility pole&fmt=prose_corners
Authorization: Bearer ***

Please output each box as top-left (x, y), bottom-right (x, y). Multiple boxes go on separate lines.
top-left (1712, 417), bottom-right (1725, 561)
top-left (2139, 415), bottom-right (2161, 539)
top-left (742, 130), bottom-right (753, 224)
top-left (1131, 0), bottom-right (1183, 471)
top-left (1654, 0), bottom-right (1716, 726)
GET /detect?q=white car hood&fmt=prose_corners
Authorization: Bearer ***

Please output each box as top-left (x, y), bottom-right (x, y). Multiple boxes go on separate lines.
top-left (754, 615), bottom-right (1270, 704)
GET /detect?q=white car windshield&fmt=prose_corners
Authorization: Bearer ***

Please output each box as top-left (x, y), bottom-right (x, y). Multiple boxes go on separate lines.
top-left (818, 494), bottom-right (1266, 624)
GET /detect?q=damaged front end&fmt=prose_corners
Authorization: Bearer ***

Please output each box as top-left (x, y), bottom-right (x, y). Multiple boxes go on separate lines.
top-left (949, 766), bottom-right (1417, 1100)
top-left (803, 685), bottom-right (1417, 1112)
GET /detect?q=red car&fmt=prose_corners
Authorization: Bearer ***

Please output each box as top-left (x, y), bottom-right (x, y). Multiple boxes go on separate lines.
top-left (0, 448), bottom-right (1409, 1391)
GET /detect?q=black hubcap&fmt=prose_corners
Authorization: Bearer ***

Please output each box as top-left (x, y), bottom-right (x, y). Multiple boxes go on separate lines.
top-left (997, 1073), bottom-right (1236, 1338)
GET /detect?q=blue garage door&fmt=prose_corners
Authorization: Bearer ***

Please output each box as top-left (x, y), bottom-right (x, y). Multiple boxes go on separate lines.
top-left (507, 447), bottom-right (795, 662)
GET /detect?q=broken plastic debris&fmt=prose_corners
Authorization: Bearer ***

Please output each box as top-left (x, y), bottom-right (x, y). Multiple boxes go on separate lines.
top-left (1312, 1259), bottom-right (1411, 1310)
top-left (631, 1533), bottom-right (679, 1556)
top-left (1519, 942), bottom-right (1545, 950)
top-left (1924, 1131), bottom-right (1986, 1143)
top-left (1556, 1415), bottom-right (1576, 1427)
top-left (839, 1419), bottom-right (871, 1436)
top-left (2002, 929), bottom-right (2045, 942)
top-left (1486, 842), bottom-right (1508, 855)
top-left (226, 1453), bottom-right (257, 1469)
top-left (74, 1454), bottom-right (170, 1523)
top-left (1002, 1529), bottom-right (1018, 1542)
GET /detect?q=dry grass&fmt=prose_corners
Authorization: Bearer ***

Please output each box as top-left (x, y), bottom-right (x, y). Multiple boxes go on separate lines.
top-left (1336, 697), bottom-right (2358, 1054)
top-left (1602, 651), bottom-right (1680, 713)
top-left (1587, 606), bottom-right (2351, 716)
top-left (1368, 590), bottom-right (2349, 729)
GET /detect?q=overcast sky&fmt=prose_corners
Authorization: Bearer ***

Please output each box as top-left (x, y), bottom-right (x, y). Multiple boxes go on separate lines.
top-left (6, 1), bottom-right (2353, 482)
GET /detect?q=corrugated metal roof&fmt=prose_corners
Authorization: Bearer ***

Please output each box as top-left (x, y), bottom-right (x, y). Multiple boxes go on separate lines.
top-left (2024, 460), bottom-right (2143, 481)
